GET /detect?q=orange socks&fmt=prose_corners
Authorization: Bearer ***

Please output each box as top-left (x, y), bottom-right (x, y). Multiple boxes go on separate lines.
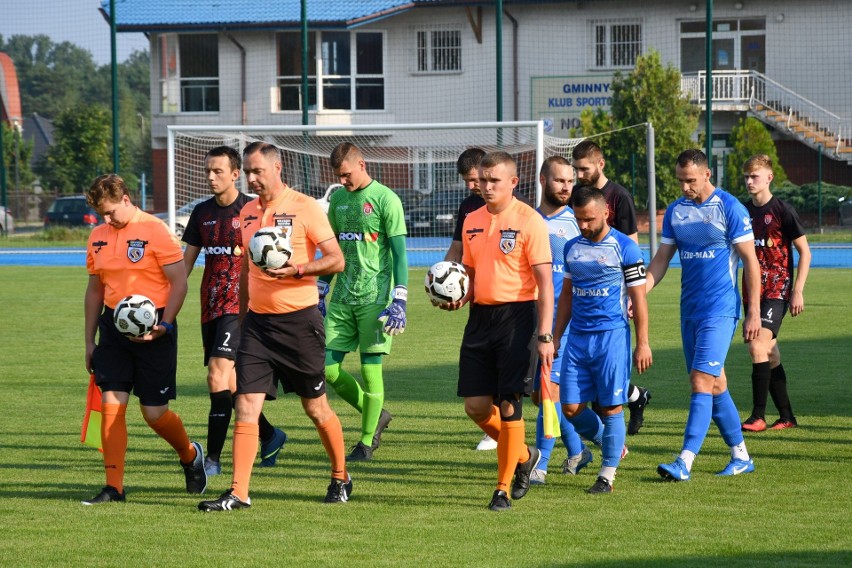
top-left (101, 403), bottom-right (128, 493)
top-left (146, 410), bottom-right (195, 464)
top-left (475, 405), bottom-right (502, 441)
top-left (496, 420), bottom-right (528, 493)
top-left (316, 414), bottom-right (347, 481)
top-left (230, 422), bottom-right (259, 501)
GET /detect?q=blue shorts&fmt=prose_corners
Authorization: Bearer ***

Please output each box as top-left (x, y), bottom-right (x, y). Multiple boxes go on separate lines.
top-left (533, 333), bottom-right (567, 390)
top-left (559, 326), bottom-right (631, 407)
top-left (681, 316), bottom-right (737, 377)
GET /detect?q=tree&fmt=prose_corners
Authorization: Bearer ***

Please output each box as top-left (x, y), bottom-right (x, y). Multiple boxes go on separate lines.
top-left (1, 35), bottom-right (151, 194)
top-left (1, 122), bottom-right (36, 192)
top-left (579, 49), bottom-right (700, 208)
top-left (725, 117), bottom-right (788, 196)
top-left (38, 104), bottom-right (112, 194)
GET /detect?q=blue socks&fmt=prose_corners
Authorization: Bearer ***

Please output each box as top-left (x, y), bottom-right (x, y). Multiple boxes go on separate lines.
top-left (567, 406), bottom-right (604, 447)
top-left (712, 390), bottom-right (745, 447)
top-left (601, 411), bottom-right (626, 468)
top-left (683, 392), bottom-right (713, 455)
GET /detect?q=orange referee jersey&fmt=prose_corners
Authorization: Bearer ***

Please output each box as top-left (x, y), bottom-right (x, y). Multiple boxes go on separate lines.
top-left (240, 187), bottom-right (335, 314)
top-left (461, 197), bottom-right (551, 305)
top-left (86, 208), bottom-right (184, 309)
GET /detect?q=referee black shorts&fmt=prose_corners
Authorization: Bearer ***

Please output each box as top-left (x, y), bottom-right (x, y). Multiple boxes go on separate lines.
top-left (457, 301), bottom-right (537, 399)
top-left (236, 307), bottom-right (326, 400)
top-left (92, 308), bottom-right (178, 407)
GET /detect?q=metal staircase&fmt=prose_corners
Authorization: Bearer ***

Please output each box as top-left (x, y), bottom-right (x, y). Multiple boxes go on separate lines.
top-left (681, 70), bottom-right (852, 164)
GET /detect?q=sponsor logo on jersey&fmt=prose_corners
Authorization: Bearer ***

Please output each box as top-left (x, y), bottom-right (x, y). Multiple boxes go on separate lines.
top-left (552, 264), bottom-right (564, 273)
top-left (466, 227), bottom-right (483, 241)
top-left (204, 246), bottom-right (235, 256)
top-left (363, 202), bottom-right (374, 215)
top-left (764, 214), bottom-right (773, 225)
top-left (92, 240), bottom-right (108, 254)
top-left (338, 232), bottom-right (379, 242)
top-left (754, 238), bottom-right (775, 248)
top-left (573, 286), bottom-right (609, 297)
top-left (499, 230), bottom-right (517, 254)
top-left (680, 250), bottom-right (716, 260)
top-left (232, 217), bottom-right (241, 229)
top-left (127, 239), bottom-right (148, 263)
top-left (244, 214), bottom-right (258, 228)
top-left (704, 214), bottom-right (713, 224)
top-left (556, 227), bottom-right (566, 237)
top-left (597, 254), bottom-right (608, 265)
top-left (203, 220), bottom-right (217, 226)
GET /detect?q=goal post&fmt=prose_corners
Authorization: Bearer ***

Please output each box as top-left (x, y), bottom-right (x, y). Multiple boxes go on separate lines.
top-left (166, 121), bottom-right (586, 237)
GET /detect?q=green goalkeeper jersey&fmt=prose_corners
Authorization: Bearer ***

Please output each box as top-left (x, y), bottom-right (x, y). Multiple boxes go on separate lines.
top-left (327, 180), bottom-right (407, 305)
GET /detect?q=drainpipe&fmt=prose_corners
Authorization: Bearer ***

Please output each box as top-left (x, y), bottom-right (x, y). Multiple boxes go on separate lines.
top-left (503, 9), bottom-right (519, 121)
top-left (224, 32), bottom-right (247, 125)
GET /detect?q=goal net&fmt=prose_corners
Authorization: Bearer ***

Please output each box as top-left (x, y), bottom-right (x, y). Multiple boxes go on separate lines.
top-left (167, 122), bottom-right (584, 238)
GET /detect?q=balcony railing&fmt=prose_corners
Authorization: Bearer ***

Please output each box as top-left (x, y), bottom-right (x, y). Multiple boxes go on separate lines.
top-left (681, 70), bottom-right (851, 157)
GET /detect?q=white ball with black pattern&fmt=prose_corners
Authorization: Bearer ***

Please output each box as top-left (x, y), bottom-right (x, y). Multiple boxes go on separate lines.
top-left (248, 227), bottom-right (293, 270)
top-left (424, 261), bottom-right (469, 305)
top-left (113, 294), bottom-right (158, 338)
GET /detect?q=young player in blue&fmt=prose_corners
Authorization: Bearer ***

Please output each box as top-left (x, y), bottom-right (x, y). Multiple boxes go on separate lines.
top-left (553, 186), bottom-right (652, 493)
top-left (646, 149), bottom-right (761, 481)
top-left (529, 157), bottom-right (592, 486)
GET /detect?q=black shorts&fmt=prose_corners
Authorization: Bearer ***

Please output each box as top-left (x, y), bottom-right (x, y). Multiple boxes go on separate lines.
top-left (754, 299), bottom-right (788, 338)
top-left (92, 308), bottom-right (178, 407)
top-left (236, 307), bottom-right (326, 400)
top-left (202, 315), bottom-right (241, 365)
top-left (457, 301), bottom-right (537, 398)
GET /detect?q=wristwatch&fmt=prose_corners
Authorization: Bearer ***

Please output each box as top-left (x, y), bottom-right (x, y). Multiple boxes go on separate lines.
top-left (537, 333), bottom-right (553, 343)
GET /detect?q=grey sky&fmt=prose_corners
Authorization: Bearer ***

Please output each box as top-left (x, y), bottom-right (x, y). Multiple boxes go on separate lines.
top-left (0, 0), bottom-right (149, 65)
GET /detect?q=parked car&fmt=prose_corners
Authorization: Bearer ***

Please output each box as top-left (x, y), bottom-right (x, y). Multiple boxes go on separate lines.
top-left (315, 183), bottom-right (345, 214)
top-left (0, 205), bottom-right (14, 235)
top-left (839, 196), bottom-right (852, 226)
top-left (43, 196), bottom-right (101, 229)
top-left (405, 190), bottom-right (465, 236)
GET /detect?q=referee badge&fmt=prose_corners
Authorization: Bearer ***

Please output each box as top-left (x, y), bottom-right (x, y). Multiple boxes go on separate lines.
top-left (126, 239), bottom-right (148, 263)
top-left (499, 230), bottom-right (517, 255)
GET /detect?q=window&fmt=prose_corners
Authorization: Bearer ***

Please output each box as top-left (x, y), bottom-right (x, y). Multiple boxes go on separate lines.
top-left (589, 20), bottom-right (642, 69)
top-left (414, 27), bottom-right (462, 73)
top-left (276, 31), bottom-right (384, 111)
top-left (158, 33), bottom-right (219, 113)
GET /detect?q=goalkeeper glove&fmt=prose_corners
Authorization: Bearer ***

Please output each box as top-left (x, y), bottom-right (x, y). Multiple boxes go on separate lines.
top-left (317, 280), bottom-right (330, 318)
top-left (378, 286), bottom-right (407, 336)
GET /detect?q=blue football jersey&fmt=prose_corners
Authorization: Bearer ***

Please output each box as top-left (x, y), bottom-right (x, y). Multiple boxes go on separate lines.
top-left (661, 188), bottom-right (753, 320)
top-left (563, 228), bottom-right (646, 332)
top-left (538, 206), bottom-right (580, 319)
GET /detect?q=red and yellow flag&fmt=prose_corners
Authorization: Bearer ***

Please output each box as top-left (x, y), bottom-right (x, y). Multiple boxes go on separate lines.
top-left (539, 365), bottom-right (561, 439)
top-left (81, 374), bottom-right (103, 451)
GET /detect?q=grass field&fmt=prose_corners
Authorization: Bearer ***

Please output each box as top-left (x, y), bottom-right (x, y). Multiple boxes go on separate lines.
top-left (0, 266), bottom-right (850, 567)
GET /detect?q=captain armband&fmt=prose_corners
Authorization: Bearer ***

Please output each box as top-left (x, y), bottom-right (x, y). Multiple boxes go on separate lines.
top-left (623, 260), bottom-right (647, 286)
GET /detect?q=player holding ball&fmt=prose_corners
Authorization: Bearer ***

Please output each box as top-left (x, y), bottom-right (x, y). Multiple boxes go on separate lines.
top-left (82, 174), bottom-right (206, 505)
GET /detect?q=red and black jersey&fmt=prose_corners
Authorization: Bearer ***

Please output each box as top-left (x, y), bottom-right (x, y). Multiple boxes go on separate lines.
top-left (602, 180), bottom-right (638, 236)
top-left (183, 193), bottom-right (253, 322)
top-left (744, 196), bottom-right (806, 301)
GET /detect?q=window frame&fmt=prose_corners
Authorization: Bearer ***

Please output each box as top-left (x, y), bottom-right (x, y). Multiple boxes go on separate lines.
top-left (412, 25), bottom-right (463, 75)
top-left (275, 30), bottom-right (386, 113)
top-left (587, 19), bottom-right (643, 71)
top-left (157, 33), bottom-right (220, 115)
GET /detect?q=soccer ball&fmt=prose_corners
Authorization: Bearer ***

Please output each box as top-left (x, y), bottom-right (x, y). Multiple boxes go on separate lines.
top-left (424, 261), bottom-right (469, 305)
top-left (113, 294), bottom-right (158, 338)
top-left (248, 227), bottom-right (293, 270)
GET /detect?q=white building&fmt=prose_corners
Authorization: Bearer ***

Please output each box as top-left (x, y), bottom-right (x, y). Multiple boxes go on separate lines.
top-left (102, 0), bottom-right (852, 209)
